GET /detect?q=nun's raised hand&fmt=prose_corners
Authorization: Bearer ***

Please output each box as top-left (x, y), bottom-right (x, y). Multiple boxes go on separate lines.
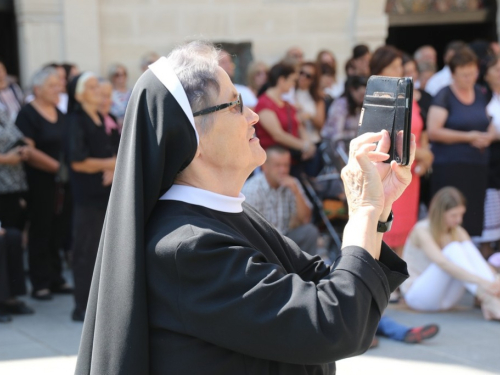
top-left (375, 130), bottom-right (416, 211)
top-left (341, 130), bottom-right (416, 217)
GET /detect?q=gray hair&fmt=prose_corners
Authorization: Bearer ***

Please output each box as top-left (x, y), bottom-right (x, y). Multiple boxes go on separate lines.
top-left (31, 67), bottom-right (58, 89)
top-left (165, 41), bottom-right (221, 134)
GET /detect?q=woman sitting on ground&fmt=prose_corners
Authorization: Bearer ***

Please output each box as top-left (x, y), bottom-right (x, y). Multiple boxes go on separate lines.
top-left (401, 187), bottom-right (500, 321)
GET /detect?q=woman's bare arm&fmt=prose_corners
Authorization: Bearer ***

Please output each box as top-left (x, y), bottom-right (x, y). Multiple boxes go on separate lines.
top-left (71, 157), bottom-right (116, 174)
top-left (310, 100), bottom-right (325, 130)
top-left (20, 138), bottom-right (59, 174)
top-left (258, 109), bottom-right (306, 150)
top-left (427, 106), bottom-right (479, 144)
top-left (414, 225), bottom-right (488, 285)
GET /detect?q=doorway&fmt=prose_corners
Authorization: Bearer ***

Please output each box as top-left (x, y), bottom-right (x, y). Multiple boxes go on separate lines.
top-left (0, 0), bottom-right (19, 81)
top-left (386, 0), bottom-right (498, 68)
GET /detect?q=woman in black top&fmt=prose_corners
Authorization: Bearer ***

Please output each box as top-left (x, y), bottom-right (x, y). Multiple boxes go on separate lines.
top-left (65, 73), bottom-right (116, 321)
top-left (16, 67), bottom-right (72, 300)
top-left (427, 48), bottom-right (495, 237)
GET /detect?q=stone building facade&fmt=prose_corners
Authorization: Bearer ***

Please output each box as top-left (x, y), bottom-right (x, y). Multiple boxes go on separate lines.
top-left (14, 0), bottom-right (388, 87)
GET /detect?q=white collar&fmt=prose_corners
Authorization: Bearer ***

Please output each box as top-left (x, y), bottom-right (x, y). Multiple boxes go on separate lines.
top-left (148, 57), bottom-right (199, 145)
top-left (159, 184), bottom-right (245, 213)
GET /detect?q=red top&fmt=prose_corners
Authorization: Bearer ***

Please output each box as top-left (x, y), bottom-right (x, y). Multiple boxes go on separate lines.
top-left (254, 94), bottom-right (300, 150)
top-left (383, 99), bottom-right (424, 248)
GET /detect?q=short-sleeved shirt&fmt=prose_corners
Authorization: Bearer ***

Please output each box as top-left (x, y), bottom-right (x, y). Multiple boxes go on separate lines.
top-left (254, 94), bottom-right (300, 150)
top-left (16, 103), bottom-right (64, 189)
top-left (430, 85), bottom-right (490, 165)
top-left (0, 103), bottom-right (27, 194)
top-left (242, 173), bottom-right (312, 235)
top-left (65, 110), bottom-right (115, 208)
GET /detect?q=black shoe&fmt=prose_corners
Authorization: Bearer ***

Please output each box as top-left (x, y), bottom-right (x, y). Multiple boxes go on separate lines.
top-left (1, 301), bottom-right (35, 315)
top-left (51, 283), bottom-right (74, 295)
top-left (31, 289), bottom-right (53, 301)
top-left (0, 313), bottom-right (12, 323)
top-left (72, 308), bottom-right (85, 322)
top-left (0, 306), bottom-right (12, 323)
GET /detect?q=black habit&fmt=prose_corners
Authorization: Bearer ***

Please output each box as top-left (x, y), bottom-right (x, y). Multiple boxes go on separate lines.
top-left (75, 56), bottom-right (408, 375)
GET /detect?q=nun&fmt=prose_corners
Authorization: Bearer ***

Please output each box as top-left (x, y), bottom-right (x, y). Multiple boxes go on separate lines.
top-left (76, 41), bottom-right (413, 375)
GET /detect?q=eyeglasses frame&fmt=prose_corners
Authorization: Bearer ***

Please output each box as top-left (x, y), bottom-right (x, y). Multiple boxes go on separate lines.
top-left (193, 93), bottom-right (243, 117)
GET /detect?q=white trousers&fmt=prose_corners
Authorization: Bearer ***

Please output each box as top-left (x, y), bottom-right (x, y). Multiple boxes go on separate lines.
top-left (404, 241), bottom-right (496, 311)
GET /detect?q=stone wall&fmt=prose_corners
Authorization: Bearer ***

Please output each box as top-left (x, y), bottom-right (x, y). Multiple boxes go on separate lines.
top-left (15, 0), bottom-right (388, 87)
top-left (99, 0), bottom-right (388, 84)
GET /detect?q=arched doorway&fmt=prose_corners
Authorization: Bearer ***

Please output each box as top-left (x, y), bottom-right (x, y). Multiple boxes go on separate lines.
top-left (0, 0), bottom-right (19, 80)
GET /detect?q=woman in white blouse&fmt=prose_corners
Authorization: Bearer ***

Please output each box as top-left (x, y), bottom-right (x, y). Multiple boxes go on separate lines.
top-left (401, 187), bottom-right (500, 321)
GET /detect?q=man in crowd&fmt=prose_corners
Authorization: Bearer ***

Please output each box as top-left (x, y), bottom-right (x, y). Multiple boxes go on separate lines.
top-left (284, 46), bottom-right (305, 66)
top-left (425, 40), bottom-right (466, 96)
top-left (414, 45), bottom-right (437, 90)
top-left (219, 50), bottom-right (258, 109)
top-left (243, 145), bottom-right (319, 255)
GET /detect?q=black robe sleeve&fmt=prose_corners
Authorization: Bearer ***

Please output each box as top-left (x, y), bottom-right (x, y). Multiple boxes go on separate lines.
top-left (170, 224), bottom-right (408, 366)
top-left (282, 235), bottom-right (407, 294)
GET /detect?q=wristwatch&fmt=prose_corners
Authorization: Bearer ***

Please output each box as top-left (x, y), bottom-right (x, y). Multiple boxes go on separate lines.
top-left (377, 211), bottom-right (394, 233)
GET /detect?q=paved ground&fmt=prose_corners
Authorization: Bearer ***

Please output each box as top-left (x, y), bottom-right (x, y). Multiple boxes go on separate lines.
top-left (0, 292), bottom-right (499, 375)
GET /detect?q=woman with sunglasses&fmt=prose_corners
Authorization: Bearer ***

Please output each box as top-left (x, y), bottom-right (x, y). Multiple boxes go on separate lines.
top-left (109, 63), bottom-right (131, 127)
top-left (294, 62), bottom-right (325, 176)
top-left (254, 63), bottom-right (316, 176)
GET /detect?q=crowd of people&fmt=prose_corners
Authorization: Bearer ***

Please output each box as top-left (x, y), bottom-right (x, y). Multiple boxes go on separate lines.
top-left (1, 38), bottom-right (500, 329)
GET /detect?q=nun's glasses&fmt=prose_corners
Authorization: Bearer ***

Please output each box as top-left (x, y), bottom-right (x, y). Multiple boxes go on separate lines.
top-left (193, 93), bottom-right (243, 117)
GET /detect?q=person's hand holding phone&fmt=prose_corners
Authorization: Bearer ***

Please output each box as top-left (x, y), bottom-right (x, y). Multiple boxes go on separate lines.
top-left (342, 130), bottom-right (416, 217)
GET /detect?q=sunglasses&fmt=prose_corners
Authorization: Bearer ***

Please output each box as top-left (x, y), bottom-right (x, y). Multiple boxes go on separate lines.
top-left (193, 93), bottom-right (243, 117)
top-left (114, 72), bottom-right (127, 77)
top-left (299, 70), bottom-right (313, 79)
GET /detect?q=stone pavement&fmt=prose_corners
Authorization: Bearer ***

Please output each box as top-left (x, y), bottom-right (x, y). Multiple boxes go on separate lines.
top-left (0, 293), bottom-right (499, 375)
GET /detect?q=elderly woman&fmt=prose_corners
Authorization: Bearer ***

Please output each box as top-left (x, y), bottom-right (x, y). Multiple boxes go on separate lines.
top-left (65, 73), bottom-right (117, 321)
top-left (427, 47), bottom-right (494, 238)
top-left (109, 63), bottom-right (131, 126)
top-left (15, 67), bottom-right (71, 300)
top-left (75, 41), bottom-right (413, 375)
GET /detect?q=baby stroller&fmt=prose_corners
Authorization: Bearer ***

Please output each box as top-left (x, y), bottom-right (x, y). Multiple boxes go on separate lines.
top-left (300, 137), bottom-right (352, 259)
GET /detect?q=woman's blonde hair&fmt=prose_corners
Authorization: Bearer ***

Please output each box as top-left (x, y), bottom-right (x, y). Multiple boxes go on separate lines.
top-left (428, 187), bottom-right (466, 246)
top-left (246, 61), bottom-right (268, 92)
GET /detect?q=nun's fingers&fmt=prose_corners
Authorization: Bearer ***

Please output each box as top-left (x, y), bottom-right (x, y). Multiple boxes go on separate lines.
top-left (375, 129), bottom-right (391, 154)
top-left (349, 132), bottom-right (384, 160)
top-left (407, 134), bottom-right (417, 167)
top-left (368, 151), bottom-right (390, 163)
